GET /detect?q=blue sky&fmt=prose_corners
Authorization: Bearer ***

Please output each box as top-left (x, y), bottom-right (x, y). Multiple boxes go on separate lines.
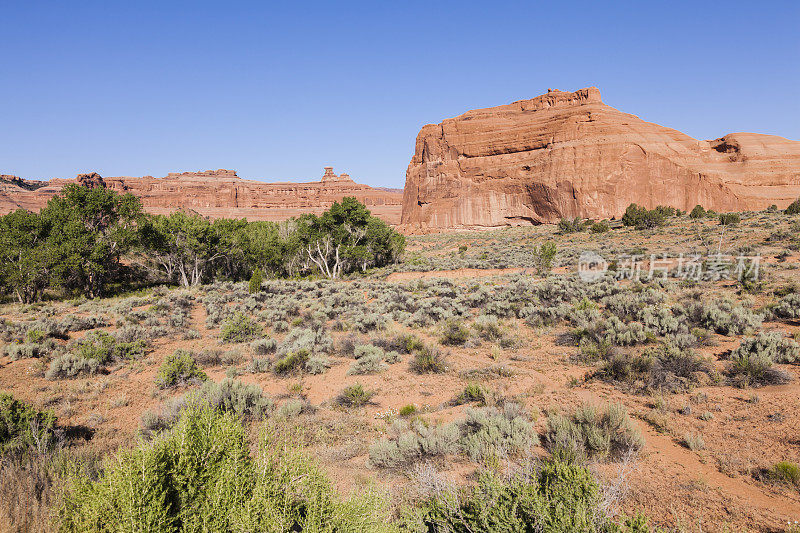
top-left (1, 1), bottom-right (798, 187)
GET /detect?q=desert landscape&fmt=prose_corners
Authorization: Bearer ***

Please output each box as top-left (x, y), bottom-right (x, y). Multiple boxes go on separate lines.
top-left (2, 86), bottom-right (800, 532)
top-left (2, 3), bottom-right (799, 532)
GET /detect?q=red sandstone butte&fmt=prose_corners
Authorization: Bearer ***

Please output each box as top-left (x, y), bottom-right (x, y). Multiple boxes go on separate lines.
top-left (400, 87), bottom-right (800, 230)
top-left (0, 167), bottom-right (403, 224)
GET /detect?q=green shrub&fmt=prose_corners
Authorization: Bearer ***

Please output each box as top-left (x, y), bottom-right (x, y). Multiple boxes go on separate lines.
top-left (719, 213), bottom-right (741, 226)
top-left (220, 312), bottom-right (263, 343)
top-left (590, 220), bottom-right (610, 233)
top-left (785, 197), bottom-right (800, 215)
top-left (71, 330), bottom-right (147, 364)
top-left (546, 403), bottom-right (644, 461)
top-left (58, 407), bottom-right (393, 532)
top-left (0, 392), bottom-right (56, 454)
top-left (155, 350), bottom-right (208, 389)
top-left (558, 217), bottom-right (584, 234)
top-left (337, 383), bottom-right (375, 408)
top-left (273, 349), bottom-right (309, 375)
top-left (73, 331), bottom-right (116, 364)
top-left (402, 460), bottom-right (659, 532)
top-left (767, 460), bottom-right (800, 486)
top-left (440, 319), bottom-right (469, 346)
top-left (410, 346), bottom-right (448, 374)
top-left (534, 242), bottom-right (557, 275)
top-left (454, 382), bottom-right (487, 405)
top-left (399, 404), bottom-right (417, 417)
top-left (248, 268), bottom-right (264, 294)
top-left (622, 204), bottom-right (665, 229)
top-left (689, 205), bottom-right (706, 219)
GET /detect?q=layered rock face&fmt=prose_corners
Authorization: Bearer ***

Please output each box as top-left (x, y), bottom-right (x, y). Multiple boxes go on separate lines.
top-left (0, 168), bottom-right (403, 224)
top-left (401, 87), bottom-right (800, 229)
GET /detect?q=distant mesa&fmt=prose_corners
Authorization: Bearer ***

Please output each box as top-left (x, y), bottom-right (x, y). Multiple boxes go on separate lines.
top-left (400, 87), bottom-right (800, 230)
top-left (0, 167), bottom-right (403, 224)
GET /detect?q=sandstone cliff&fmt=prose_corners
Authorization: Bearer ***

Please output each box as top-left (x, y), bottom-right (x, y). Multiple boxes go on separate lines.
top-left (401, 87), bottom-right (800, 229)
top-left (0, 168), bottom-right (403, 224)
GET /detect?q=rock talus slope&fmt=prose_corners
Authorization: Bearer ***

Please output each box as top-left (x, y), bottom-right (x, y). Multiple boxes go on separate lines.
top-left (401, 87), bottom-right (800, 229)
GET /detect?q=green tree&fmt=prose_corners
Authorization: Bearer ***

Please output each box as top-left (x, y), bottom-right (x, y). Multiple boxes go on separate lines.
top-left (0, 209), bottom-right (50, 303)
top-left (785, 197), bottom-right (800, 215)
top-left (40, 184), bottom-right (143, 298)
top-left (689, 205), bottom-right (706, 219)
top-left (140, 211), bottom-right (225, 287)
top-left (535, 242), bottom-right (557, 276)
top-left (289, 197), bottom-right (404, 278)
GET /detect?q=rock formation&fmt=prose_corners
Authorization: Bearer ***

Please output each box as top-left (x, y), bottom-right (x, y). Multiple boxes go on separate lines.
top-left (401, 87), bottom-right (800, 230)
top-left (0, 168), bottom-right (403, 224)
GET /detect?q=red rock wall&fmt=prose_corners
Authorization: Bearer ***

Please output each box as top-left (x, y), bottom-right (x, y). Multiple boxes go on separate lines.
top-left (0, 169), bottom-right (403, 224)
top-left (401, 88), bottom-right (800, 230)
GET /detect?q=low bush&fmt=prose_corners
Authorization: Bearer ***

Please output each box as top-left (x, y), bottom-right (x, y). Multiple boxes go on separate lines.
top-left (219, 312), bottom-right (263, 343)
top-left (337, 383), bottom-right (375, 408)
top-left (273, 349), bottom-right (309, 375)
top-left (732, 331), bottom-right (799, 364)
top-left (4, 342), bottom-right (45, 360)
top-left (250, 337), bottom-right (277, 355)
top-left (58, 407), bottom-right (393, 532)
top-left (369, 422), bottom-right (460, 468)
top-left (473, 314), bottom-right (503, 341)
top-left (558, 217), bottom-right (585, 234)
top-left (155, 350), bottom-right (208, 389)
top-left (546, 403), bottom-right (644, 461)
top-left (683, 432), bottom-right (705, 451)
top-left (45, 354), bottom-right (100, 380)
top-left (773, 293), bottom-right (800, 320)
top-left (719, 213), bottom-right (741, 226)
top-left (409, 346), bottom-right (448, 374)
top-left (247, 356), bottom-right (271, 374)
top-left (460, 403), bottom-right (539, 462)
top-left (402, 461), bottom-right (659, 532)
top-left (440, 319), bottom-right (469, 346)
top-left (0, 393), bottom-right (56, 453)
top-left (766, 460), bottom-right (800, 486)
top-left (590, 220), bottom-right (610, 233)
top-left (454, 382), bottom-right (487, 405)
top-left (193, 378), bottom-right (273, 421)
top-left (728, 347), bottom-right (790, 389)
top-left (600, 342), bottom-right (713, 393)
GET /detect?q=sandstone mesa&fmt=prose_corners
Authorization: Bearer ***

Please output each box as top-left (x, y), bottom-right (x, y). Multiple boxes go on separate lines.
top-left (0, 167), bottom-right (404, 224)
top-left (400, 87), bottom-right (800, 230)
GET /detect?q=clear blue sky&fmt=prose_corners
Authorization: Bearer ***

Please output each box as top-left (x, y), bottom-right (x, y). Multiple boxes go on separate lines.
top-left (1, 0), bottom-right (798, 188)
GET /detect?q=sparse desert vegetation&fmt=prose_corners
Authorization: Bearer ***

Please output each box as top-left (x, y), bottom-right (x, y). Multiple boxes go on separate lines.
top-left (2, 197), bottom-right (800, 531)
